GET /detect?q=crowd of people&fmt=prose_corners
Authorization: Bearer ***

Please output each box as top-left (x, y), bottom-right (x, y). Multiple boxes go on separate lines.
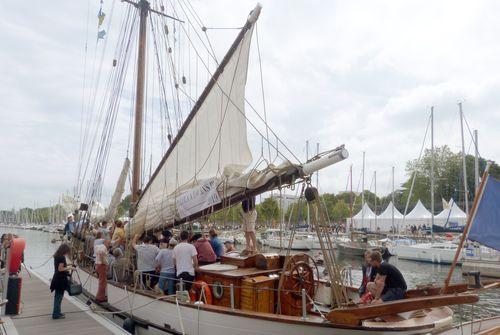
top-left (51, 198), bottom-right (263, 317)
top-left (61, 210), bottom-right (246, 299)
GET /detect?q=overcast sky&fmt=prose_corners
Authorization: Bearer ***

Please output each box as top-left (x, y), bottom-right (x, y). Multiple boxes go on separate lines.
top-left (1, 0), bottom-right (499, 209)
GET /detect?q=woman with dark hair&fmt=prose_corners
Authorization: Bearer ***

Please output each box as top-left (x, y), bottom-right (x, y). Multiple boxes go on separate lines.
top-left (50, 244), bottom-right (73, 319)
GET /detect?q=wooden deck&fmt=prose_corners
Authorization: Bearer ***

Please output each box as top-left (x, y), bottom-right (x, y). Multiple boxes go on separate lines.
top-left (8, 271), bottom-right (128, 335)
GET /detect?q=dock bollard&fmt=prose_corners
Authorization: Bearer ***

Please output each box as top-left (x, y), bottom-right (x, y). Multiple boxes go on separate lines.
top-left (301, 289), bottom-right (307, 320)
top-left (230, 284), bottom-right (235, 310)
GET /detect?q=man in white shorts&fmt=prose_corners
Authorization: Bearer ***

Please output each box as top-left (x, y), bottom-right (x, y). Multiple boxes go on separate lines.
top-left (241, 197), bottom-right (258, 255)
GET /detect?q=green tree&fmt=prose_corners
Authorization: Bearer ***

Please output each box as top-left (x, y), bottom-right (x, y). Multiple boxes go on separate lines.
top-left (117, 194), bottom-right (132, 218)
top-left (401, 145), bottom-right (500, 213)
top-left (331, 199), bottom-right (350, 223)
top-left (257, 197), bottom-right (280, 224)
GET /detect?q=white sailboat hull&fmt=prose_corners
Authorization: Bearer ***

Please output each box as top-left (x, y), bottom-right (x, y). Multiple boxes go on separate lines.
top-left (389, 243), bottom-right (462, 264)
top-left (78, 271), bottom-right (448, 335)
top-left (262, 237), bottom-right (312, 250)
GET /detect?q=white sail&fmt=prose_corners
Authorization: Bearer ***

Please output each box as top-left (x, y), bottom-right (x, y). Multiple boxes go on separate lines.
top-left (131, 7), bottom-right (260, 235)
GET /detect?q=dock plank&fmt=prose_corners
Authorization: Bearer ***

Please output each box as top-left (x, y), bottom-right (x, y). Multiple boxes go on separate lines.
top-left (10, 272), bottom-right (121, 335)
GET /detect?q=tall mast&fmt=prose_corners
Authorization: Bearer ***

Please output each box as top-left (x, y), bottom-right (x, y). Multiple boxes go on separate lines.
top-left (474, 129), bottom-right (479, 195)
top-left (361, 151), bottom-right (365, 228)
top-left (430, 107), bottom-right (435, 242)
top-left (374, 170), bottom-right (377, 232)
top-left (131, 0), bottom-right (150, 209)
top-left (391, 166), bottom-right (395, 233)
top-left (459, 102), bottom-right (470, 215)
top-left (349, 164), bottom-right (353, 228)
top-left (306, 140), bottom-right (310, 227)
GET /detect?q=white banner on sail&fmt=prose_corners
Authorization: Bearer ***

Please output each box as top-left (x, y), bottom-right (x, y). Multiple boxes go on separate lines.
top-left (176, 179), bottom-right (221, 218)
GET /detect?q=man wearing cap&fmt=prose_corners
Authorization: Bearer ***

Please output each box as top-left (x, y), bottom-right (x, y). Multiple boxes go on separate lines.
top-left (63, 215), bottom-right (76, 241)
top-left (155, 238), bottom-right (177, 295)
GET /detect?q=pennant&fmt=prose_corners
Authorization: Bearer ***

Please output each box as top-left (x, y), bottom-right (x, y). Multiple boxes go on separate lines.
top-left (98, 9), bottom-right (106, 27)
top-left (442, 198), bottom-right (450, 209)
top-left (468, 175), bottom-right (500, 251)
top-left (98, 30), bottom-right (107, 40)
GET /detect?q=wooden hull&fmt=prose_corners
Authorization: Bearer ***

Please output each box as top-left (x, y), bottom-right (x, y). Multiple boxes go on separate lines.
top-left (337, 242), bottom-right (368, 256)
top-left (77, 269), bottom-right (455, 335)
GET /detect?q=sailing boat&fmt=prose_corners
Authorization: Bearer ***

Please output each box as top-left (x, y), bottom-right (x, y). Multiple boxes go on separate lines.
top-left (72, 2), bottom-right (488, 335)
top-left (389, 108), bottom-right (464, 264)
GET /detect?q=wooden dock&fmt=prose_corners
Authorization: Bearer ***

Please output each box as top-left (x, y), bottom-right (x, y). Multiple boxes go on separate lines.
top-left (7, 271), bottom-right (129, 335)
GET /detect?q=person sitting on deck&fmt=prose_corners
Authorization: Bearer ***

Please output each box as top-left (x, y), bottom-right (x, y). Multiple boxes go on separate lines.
top-left (155, 238), bottom-right (177, 295)
top-left (208, 229), bottom-right (224, 260)
top-left (241, 197), bottom-right (258, 255)
top-left (132, 234), bottom-right (160, 289)
top-left (95, 239), bottom-right (110, 302)
top-left (367, 251), bottom-right (407, 303)
top-left (192, 233), bottom-right (216, 265)
top-left (173, 230), bottom-right (198, 291)
top-left (359, 250), bottom-right (377, 297)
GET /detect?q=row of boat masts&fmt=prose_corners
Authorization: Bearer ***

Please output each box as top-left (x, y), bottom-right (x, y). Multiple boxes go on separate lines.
top-left (355, 104), bottom-right (480, 238)
top-left (0, 202), bottom-right (66, 227)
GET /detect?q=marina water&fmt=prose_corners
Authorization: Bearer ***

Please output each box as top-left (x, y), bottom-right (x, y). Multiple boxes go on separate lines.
top-left (5, 227), bottom-right (498, 324)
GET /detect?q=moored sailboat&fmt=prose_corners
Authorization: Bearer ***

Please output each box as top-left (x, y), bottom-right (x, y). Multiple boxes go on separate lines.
top-left (68, 2), bottom-right (497, 334)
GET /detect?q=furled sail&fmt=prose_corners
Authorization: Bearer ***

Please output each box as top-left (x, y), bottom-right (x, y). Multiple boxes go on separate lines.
top-left (92, 157), bottom-right (130, 224)
top-left (129, 5), bottom-right (262, 235)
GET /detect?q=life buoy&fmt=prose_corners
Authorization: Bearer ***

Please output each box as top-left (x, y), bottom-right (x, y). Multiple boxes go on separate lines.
top-left (189, 281), bottom-right (212, 304)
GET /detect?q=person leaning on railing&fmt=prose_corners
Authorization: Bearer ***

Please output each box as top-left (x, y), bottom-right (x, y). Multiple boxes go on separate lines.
top-left (173, 230), bottom-right (198, 291)
top-left (155, 238), bottom-right (177, 295)
top-left (132, 234), bottom-right (160, 289)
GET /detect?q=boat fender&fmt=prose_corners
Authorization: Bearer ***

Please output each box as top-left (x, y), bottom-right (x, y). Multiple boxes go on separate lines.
top-left (123, 317), bottom-right (136, 333)
top-left (212, 281), bottom-right (224, 300)
top-left (189, 281), bottom-right (213, 304)
top-left (9, 238), bottom-right (26, 274)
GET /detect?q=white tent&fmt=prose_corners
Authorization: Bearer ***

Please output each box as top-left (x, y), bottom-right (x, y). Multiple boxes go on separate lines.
top-left (351, 202), bottom-right (377, 231)
top-left (404, 200), bottom-right (433, 226)
top-left (435, 198), bottom-right (467, 228)
top-left (376, 201), bottom-right (404, 232)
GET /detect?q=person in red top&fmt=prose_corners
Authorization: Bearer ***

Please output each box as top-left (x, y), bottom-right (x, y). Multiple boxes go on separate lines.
top-left (192, 233), bottom-right (216, 265)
